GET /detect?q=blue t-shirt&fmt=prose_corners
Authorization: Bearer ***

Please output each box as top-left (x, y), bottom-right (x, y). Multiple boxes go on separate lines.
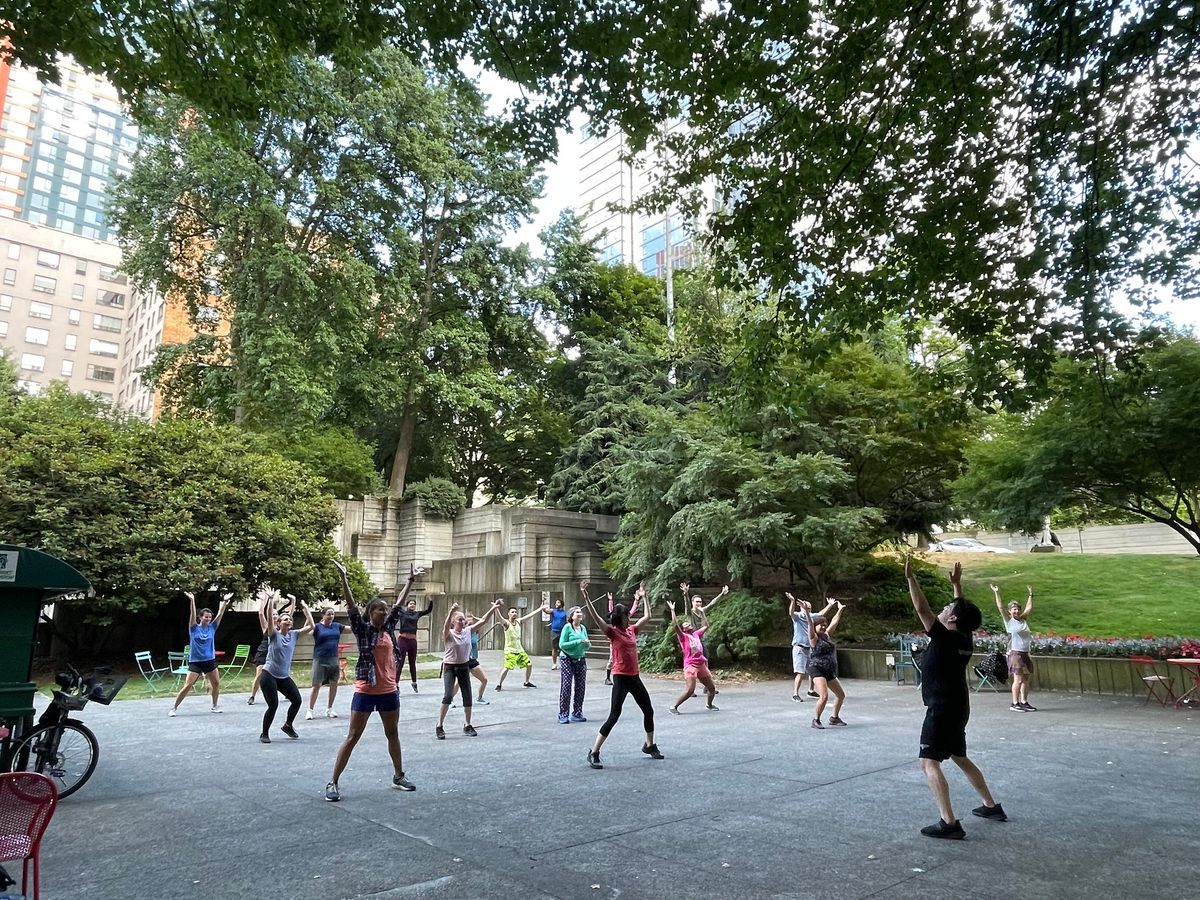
top-left (312, 622), bottom-right (343, 660)
top-left (265, 630), bottom-right (296, 678)
top-left (550, 609), bottom-right (568, 632)
top-left (189, 622), bottom-right (217, 662)
top-left (790, 610), bottom-right (811, 647)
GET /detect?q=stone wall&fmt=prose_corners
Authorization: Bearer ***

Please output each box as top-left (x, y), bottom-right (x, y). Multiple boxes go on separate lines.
top-left (936, 522), bottom-right (1197, 555)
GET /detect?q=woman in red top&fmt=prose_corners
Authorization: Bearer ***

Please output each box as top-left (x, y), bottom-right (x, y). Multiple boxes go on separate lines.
top-left (581, 580), bottom-right (662, 768)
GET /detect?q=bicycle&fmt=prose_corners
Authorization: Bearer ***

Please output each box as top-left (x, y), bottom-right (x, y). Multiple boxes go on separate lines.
top-left (1, 664), bottom-right (126, 799)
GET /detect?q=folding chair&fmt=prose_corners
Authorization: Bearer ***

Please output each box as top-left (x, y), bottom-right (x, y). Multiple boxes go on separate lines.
top-left (169, 648), bottom-right (189, 690)
top-left (895, 637), bottom-right (922, 686)
top-left (0, 771), bottom-right (58, 900)
top-left (973, 649), bottom-right (1008, 693)
top-left (218, 644), bottom-right (251, 685)
top-left (134, 651), bottom-right (170, 694)
top-left (1130, 655), bottom-right (1177, 707)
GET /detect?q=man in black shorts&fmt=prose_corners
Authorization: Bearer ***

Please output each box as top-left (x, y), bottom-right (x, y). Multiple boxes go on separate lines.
top-left (905, 557), bottom-right (1006, 839)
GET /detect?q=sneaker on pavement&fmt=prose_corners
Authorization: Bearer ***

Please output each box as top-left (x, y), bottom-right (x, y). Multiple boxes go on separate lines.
top-left (463, 724), bottom-right (478, 737)
top-left (326, 708), bottom-right (338, 718)
top-left (706, 703), bottom-right (720, 711)
top-left (523, 682), bottom-right (537, 688)
top-left (972, 803), bottom-right (1007, 822)
top-left (670, 706), bottom-right (681, 715)
top-left (587, 750), bottom-right (603, 770)
top-left (1010, 703), bottom-right (1027, 712)
top-left (811, 718), bottom-right (824, 729)
top-left (807, 690), bottom-right (819, 698)
top-left (435, 725), bottom-right (446, 740)
top-left (305, 709), bottom-right (314, 720)
top-left (921, 819), bottom-right (966, 840)
top-left (392, 773), bottom-right (416, 791)
top-left (281, 725), bottom-right (299, 740)
top-left (325, 782), bottom-right (340, 802)
top-left (476, 697), bottom-right (490, 705)
top-left (247, 696), bottom-right (256, 705)
top-left (259, 733), bottom-right (271, 744)
top-left (168, 707), bottom-right (178, 718)
top-left (642, 742), bottom-right (665, 760)
top-left (558, 713), bottom-right (570, 724)
top-left (1020, 702), bottom-right (1037, 711)
top-left (411, 682), bottom-right (419, 694)
top-left (792, 693), bottom-right (804, 702)
top-left (570, 713), bottom-right (587, 723)
top-left (210, 705), bottom-right (223, 714)
top-left (829, 716), bottom-right (846, 726)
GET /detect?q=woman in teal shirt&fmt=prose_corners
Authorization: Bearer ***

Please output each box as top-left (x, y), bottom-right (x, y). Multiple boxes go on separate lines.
top-left (557, 607), bottom-right (590, 723)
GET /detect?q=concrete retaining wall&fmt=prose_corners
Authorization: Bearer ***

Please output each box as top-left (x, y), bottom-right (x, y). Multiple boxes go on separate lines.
top-left (937, 522), bottom-right (1197, 555)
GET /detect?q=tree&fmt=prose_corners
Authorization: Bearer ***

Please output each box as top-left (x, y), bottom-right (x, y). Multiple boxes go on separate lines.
top-left (956, 335), bottom-right (1200, 554)
top-left (0, 384), bottom-right (373, 631)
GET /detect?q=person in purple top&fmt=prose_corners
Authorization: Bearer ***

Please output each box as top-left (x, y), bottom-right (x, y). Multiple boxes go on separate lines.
top-left (307, 606), bottom-right (351, 720)
top-left (170, 590), bottom-right (232, 717)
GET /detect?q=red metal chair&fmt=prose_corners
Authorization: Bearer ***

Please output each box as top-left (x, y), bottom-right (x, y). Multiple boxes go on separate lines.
top-left (1130, 655), bottom-right (1177, 707)
top-left (0, 771), bottom-right (58, 900)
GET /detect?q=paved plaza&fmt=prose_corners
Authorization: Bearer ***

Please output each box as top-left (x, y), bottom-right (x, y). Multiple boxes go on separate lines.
top-left (32, 651), bottom-right (1200, 899)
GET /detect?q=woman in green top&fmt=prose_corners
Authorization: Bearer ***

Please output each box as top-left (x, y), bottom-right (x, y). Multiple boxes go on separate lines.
top-left (557, 607), bottom-right (590, 724)
top-left (495, 603), bottom-right (549, 690)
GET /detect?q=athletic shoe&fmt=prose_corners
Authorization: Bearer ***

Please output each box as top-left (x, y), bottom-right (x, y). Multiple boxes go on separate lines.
top-left (325, 782), bottom-right (340, 802)
top-left (305, 709), bottom-right (314, 720)
top-left (495, 684), bottom-right (502, 692)
top-left (411, 682), bottom-right (419, 694)
top-left (792, 694), bottom-right (804, 702)
top-left (476, 697), bottom-right (490, 705)
top-left (463, 724), bottom-right (478, 737)
top-left (210, 705), bottom-right (223, 714)
top-left (642, 742), bottom-right (665, 760)
top-left (392, 774), bottom-right (416, 791)
top-left (1009, 703), bottom-right (1027, 712)
top-left (829, 716), bottom-right (846, 726)
top-left (168, 707), bottom-right (177, 718)
top-left (587, 750), bottom-right (604, 769)
top-left (281, 725), bottom-right (299, 740)
top-left (921, 819), bottom-right (965, 840)
top-left (326, 708), bottom-right (338, 718)
top-left (247, 697), bottom-right (255, 705)
top-left (811, 718), bottom-right (824, 729)
top-left (807, 690), bottom-right (819, 698)
top-left (552, 664), bottom-right (558, 671)
top-left (558, 713), bottom-right (570, 724)
top-left (524, 682), bottom-right (537, 688)
top-left (604, 677), bottom-right (613, 686)
top-left (670, 706), bottom-right (681, 715)
top-left (435, 726), bottom-right (446, 740)
top-left (971, 802), bottom-right (1007, 822)
top-left (1020, 702), bottom-right (1037, 711)
top-left (570, 713), bottom-right (587, 723)
top-left (259, 734), bottom-right (271, 744)
top-left (706, 703), bottom-right (719, 711)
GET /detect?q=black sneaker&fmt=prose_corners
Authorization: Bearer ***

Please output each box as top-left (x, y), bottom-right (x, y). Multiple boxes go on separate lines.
top-left (1009, 703), bottom-right (1026, 712)
top-left (792, 693), bottom-right (804, 702)
top-left (972, 803), bottom-right (1007, 822)
top-left (811, 718), bottom-right (824, 730)
top-left (523, 682), bottom-right (537, 688)
top-left (411, 682), bottom-right (419, 694)
top-left (807, 690), bottom-right (819, 698)
top-left (392, 773), bottom-right (416, 791)
top-left (587, 750), bottom-right (603, 769)
top-left (642, 742), bottom-right (664, 760)
top-left (706, 703), bottom-right (719, 711)
top-left (463, 724), bottom-right (478, 736)
top-left (1020, 702), bottom-right (1037, 711)
top-left (259, 733), bottom-right (271, 744)
top-left (435, 725), bottom-right (445, 740)
top-left (921, 819), bottom-right (966, 840)
top-left (281, 725), bottom-right (299, 740)
top-left (325, 782), bottom-right (340, 802)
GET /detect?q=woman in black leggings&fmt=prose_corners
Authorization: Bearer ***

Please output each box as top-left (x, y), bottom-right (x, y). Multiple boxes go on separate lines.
top-left (257, 591), bottom-right (314, 743)
top-left (581, 580), bottom-right (661, 768)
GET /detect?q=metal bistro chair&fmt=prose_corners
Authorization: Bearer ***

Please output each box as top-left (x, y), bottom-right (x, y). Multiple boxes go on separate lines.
top-left (1130, 655), bottom-right (1177, 707)
top-left (895, 637), bottom-right (922, 686)
top-left (218, 644), bottom-right (251, 685)
top-left (169, 647), bottom-right (189, 690)
top-left (0, 771), bottom-right (59, 900)
top-left (134, 650), bottom-right (170, 694)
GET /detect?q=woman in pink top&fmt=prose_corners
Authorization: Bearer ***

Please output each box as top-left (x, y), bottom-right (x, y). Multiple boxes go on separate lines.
top-left (668, 601), bottom-right (719, 713)
top-left (581, 580), bottom-right (662, 769)
top-left (604, 589), bottom-right (639, 686)
top-left (436, 600), bottom-right (501, 740)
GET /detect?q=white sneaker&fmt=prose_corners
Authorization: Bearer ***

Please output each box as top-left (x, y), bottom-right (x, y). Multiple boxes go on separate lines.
top-left (210, 705), bottom-right (223, 714)
top-left (305, 709), bottom-right (314, 720)
top-left (168, 707), bottom-right (177, 717)
top-left (326, 709), bottom-right (338, 718)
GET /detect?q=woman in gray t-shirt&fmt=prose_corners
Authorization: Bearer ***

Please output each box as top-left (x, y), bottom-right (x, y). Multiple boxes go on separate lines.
top-left (992, 584), bottom-right (1036, 712)
top-left (257, 591), bottom-right (314, 743)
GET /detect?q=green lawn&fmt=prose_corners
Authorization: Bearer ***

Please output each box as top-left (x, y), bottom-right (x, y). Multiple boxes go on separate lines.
top-left (944, 553), bottom-right (1200, 638)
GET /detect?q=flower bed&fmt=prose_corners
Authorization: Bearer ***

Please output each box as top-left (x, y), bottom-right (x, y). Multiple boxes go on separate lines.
top-left (887, 632), bottom-right (1200, 660)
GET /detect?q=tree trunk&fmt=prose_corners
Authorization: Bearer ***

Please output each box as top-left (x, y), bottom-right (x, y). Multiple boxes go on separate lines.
top-left (388, 381), bottom-right (420, 497)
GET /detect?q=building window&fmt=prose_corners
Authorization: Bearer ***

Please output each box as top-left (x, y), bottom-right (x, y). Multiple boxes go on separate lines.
top-left (65, 334), bottom-right (77, 351)
top-left (32, 275), bottom-right (57, 294)
top-left (16, 380), bottom-right (41, 395)
top-left (0, 294), bottom-right (10, 311)
top-left (24, 326), bottom-right (49, 346)
top-left (5, 243), bottom-right (18, 260)
top-left (86, 364), bottom-right (116, 382)
top-left (20, 353), bottom-right (45, 372)
top-left (61, 360), bottom-right (74, 377)
top-left (72, 283), bottom-right (84, 301)
top-left (75, 258), bottom-right (87, 275)
top-left (68, 308), bottom-right (81, 325)
top-left (36, 250), bottom-right (60, 270)
top-left (89, 339), bottom-right (118, 358)
top-left (92, 313), bottom-right (121, 333)
top-left (3, 268), bottom-right (14, 285)
top-left (0, 321), bottom-right (7, 337)
top-left (96, 290), bottom-right (125, 308)
top-left (29, 300), bottom-right (53, 319)
top-left (98, 266), bottom-right (126, 284)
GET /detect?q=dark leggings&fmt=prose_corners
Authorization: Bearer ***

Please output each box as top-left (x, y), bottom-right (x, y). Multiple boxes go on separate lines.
top-left (442, 664), bottom-right (472, 707)
top-left (599, 674), bottom-right (654, 737)
top-left (259, 671), bottom-right (301, 734)
top-left (397, 635), bottom-right (419, 683)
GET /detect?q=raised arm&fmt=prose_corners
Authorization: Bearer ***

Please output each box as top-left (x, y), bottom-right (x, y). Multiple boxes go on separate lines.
top-left (443, 602), bottom-right (460, 642)
top-left (1022, 585), bottom-right (1033, 618)
top-left (785, 591), bottom-right (800, 617)
top-left (905, 555), bottom-right (937, 631)
top-left (817, 598), bottom-right (837, 619)
top-left (185, 591), bottom-right (197, 626)
top-left (668, 599), bottom-right (681, 633)
top-left (700, 584), bottom-right (730, 613)
top-left (258, 590), bottom-right (278, 637)
top-left (212, 592), bottom-right (233, 627)
top-left (581, 581), bottom-right (607, 630)
top-left (826, 601), bottom-right (845, 637)
top-left (949, 561), bottom-right (964, 599)
top-left (393, 563), bottom-right (424, 609)
top-left (295, 597), bottom-right (315, 635)
top-left (333, 559), bottom-right (359, 617)
top-left (695, 605), bottom-right (710, 636)
top-left (468, 600), bottom-right (504, 633)
top-left (519, 602), bottom-right (551, 624)
top-left (633, 582), bottom-right (652, 629)
top-left (991, 584), bottom-right (1008, 620)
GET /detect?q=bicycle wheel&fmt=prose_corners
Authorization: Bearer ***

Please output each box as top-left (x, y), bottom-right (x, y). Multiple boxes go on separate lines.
top-left (7, 719), bottom-right (99, 799)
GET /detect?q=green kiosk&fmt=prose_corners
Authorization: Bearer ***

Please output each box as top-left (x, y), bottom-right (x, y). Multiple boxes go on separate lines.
top-left (0, 544), bottom-right (91, 743)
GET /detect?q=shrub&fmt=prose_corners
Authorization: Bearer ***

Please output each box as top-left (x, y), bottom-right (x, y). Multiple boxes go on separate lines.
top-left (638, 630), bottom-right (681, 673)
top-left (859, 557), bottom-right (952, 619)
top-left (702, 589), bottom-right (782, 663)
top-left (404, 478), bottom-right (467, 519)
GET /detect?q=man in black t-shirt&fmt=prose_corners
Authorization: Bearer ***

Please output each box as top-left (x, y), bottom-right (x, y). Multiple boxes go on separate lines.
top-left (906, 557), bottom-right (1007, 839)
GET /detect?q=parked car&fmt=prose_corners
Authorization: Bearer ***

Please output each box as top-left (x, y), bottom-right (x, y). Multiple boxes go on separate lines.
top-left (928, 537), bottom-right (1016, 554)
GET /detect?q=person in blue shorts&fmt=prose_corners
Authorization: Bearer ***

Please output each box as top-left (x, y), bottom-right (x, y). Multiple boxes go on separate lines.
top-left (170, 589), bottom-right (232, 717)
top-left (307, 605), bottom-right (351, 719)
top-left (548, 597), bottom-right (568, 671)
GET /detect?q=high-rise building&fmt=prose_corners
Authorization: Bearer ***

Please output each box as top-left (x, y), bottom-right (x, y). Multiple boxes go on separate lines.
top-left (0, 56), bottom-right (143, 405)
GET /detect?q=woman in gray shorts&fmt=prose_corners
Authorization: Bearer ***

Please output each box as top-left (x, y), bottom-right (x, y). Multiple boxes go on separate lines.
top-left (307, 607), bottom-right (350, 719)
